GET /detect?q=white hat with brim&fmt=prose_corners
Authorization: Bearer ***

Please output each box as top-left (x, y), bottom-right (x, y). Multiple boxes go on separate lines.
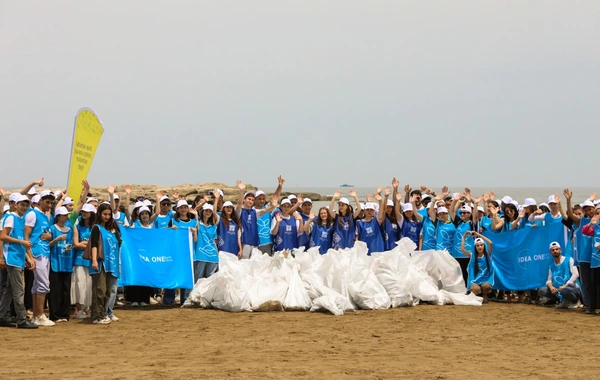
top-left (27, 188), bottom-right (37, 195)
top-left (386, 200), bottom-right (394, 207)
top-left (364, 203), bottom-right (375, 210)
top-left (547, 195), bottom-right (557, 204)
top-left (82, 204), bottom-right (96, 213)
top-left (437, 207), bottom-right (449, 214)
top-left (40, 190), bottom-right (55, 199)
top-left (402, 203), bottom-right (413, 212)
top-left (202, 204), bottom-right (214, 211)
top-left (31, 195), bottom-right (41, 204)
top-left (139, 206), bottom-right (151, 214)
top-left (581, 200), bottom-right (595, 208)
top-left (523, 198), bottom-right (537, 207)
top-left (54, 207), bottom-right (69, 216)
top-left (8, 193), bottom-right (20, 203)
top-left (255, 190), bottom-right (266, 198)
top-left (159, 195), bottom-right (171, 203)
top-left (223, 201), bottom-right (234, 208)
top-left (460, 206), bottom-right (472, 213)
top-left (338, 197), bottom-right (350, 206)
top-left (549, 241), bottom-right (561, 250)
top-left (176, 200), bottom-right (189, 209)
top-left (63, 197), bottom-right (74, 206)
top-left (280, 199), bottom-right (291, 206)
top-left (17, 195), bottom-right (30, 204)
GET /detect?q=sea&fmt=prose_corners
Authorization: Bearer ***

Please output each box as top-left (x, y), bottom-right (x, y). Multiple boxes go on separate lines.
top-left (257, 186), bottom-right (597, 210)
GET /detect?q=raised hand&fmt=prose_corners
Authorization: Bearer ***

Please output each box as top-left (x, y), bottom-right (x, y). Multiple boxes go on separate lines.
top-left (236, 180), bottom-right (245, 191)
top-left (213, 189), bottom-right (221, 200)
top-left (441, 186), bottom-right (449, 197)
top-left (489, 191), bottom-right (496, 200)
top-left (309, 212), bottom-right (316, 220)
top-left (374, 194), bottom-right (382, 202)
top-left (591, 216), bottom-right (599, 225)
top-left (107, 184), bottom-right (115, 194)
top-left (420, 185), bottom-right (427, 192)
top-left (384, 186), bottom-right (391, 196)
top-left (333, 190), bottom-right (342, 198)
top-left (474, 196), bottom-right (482, 204)
top-left (156, 190), bottom-right (165, 198)
top-left (464, 188), bottom-right (472, 201)
top-left (293, 213), bottom-right (302, 221)
top-left (404, 184), bottom-right (412, 194)
top-left (349, 189), bottom-right (357, 198)
top-left (297, 193), bottom-right (304, 204)
top-left (376, 186), bottom-right (383, 195)
top-left (396, 193), bottom-right (403, 202)
top-left (270, 194), bottom-right (279, 207)
top-left (275, 213), bottom-right (283, 223)
top-left (278, 175), bottom-right (285, 186)
top-left (82, 180), bottom-right (90, 190)
top-left (35, 177), bottom-right (45, 187)
top-left (173, 190), bottom-right (180, 200)
top-left (426, 188), bottom-right (433, 195)
top-left (366, 195), bottom-right (372, 203)
top-left (189, 208), bottom-right (198, 217)
top-left (590, 192), bottom-right (597, 202)
top-left (392, 178), bottom-right (399, 189)
top-left (490, 205), bottom-right (499, 216)
top-left (0, 187), bottom-right (5, 197)
top-left (125, 185), bottom-right (132, 195)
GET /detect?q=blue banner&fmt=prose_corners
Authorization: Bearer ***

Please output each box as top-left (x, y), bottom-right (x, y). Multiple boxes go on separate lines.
top-left (120, 228), bottom-right (194, 289)
top-left (484, 223), bottom-right (565, 291)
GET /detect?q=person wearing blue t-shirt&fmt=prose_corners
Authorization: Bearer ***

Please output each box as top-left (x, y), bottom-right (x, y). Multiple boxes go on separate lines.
top-left (48, 207), bottom-right (74, 322)
top-left (151, 191), bottom-right (174, 229)
top-left (72, 203), bottom-right (96, 319)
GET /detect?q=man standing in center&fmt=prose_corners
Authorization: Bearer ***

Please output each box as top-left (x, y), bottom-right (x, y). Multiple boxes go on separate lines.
top-left (236, 180), bottom-right (277, 259)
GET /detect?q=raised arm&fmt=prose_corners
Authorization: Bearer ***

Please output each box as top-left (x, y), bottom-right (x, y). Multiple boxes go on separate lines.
top-left (350, 190), bottom-right (362, 219)
top-left (124, 185), bottom-right (132, 220)
top-left (391, 178), bottom-right (399, 206)
top-left (411, 195), bottom-right (423, 222)
top-left (490, 204), bottom-right (505, 231)
top-left (259, 194), bottom-right (279, 215)
top-left (555, 194), bottom-right (567, 220)
top-left (274, 175), bottom-right (285, 198)
top-left (449, 192), bottom-right (463, 219)
top-left (460, 231), bottom-right (472, 258)
top-left (563, 189), bottom-right (579, 223)
top-left (235, 180), bottom-right (245, 215)
top-left (395, 192), bottom-right (404, 223)
top-left (289, 194), bottom-right (302, 215)
top-left (294, 212), bottom-right (306, 233)
top-left (150, 190), bottom-right (165, 222)
top-left (328, 190), bottom-right (342, 219)
top-left (472, 231), bottom-right (493, 256)
top-left (75, 180), bottom-right (90, 214)
top-left (108, 184), bottom-right (116, 212)
top-left (212, 189), bottom-right (221, 224)
top-left (376, 189), bottom-right (388, 224)
top-left (19, 177), bottom-right (44, 195)
top-left (403, 184), bottom-right (411, 204)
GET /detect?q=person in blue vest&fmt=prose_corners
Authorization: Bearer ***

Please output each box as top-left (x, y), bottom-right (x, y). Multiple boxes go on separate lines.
top-left (108, 185), bottom-right (129, 228)
top-left (382, 189), bottom-right (402, 251)
top-left (527, 195), bottom-right (567, 226)
top-left (24, 189), bottom-right (55, 327)
top-left (461, 231), bottom-right (494, 303)
top-left (218, 201), bottom-right (242, 258)
top-left (0, 195), bottom-right (38, 329)
top-left (305, 207), bottom-right (334, 254)
top-left (72, 203), bottom-right (96, 319)
top-left (271, 199), bottom-right (305, 252)
top-left (235, 180), bottom-right (277, 259)
top-left (399, 195), bottom-right (423, 249)
top-left (356, 199), bottom-right (385, 255)
top-left (449, 193), bottom-right (476, 286)
top-left (538, 242), bottom-right (582, 308)
top-left (297, 198), bottom-right (315, 251)
top-left (151, 191), bottom-right (174, 229)
top-left (328, 190), bottom-right (362, 250)
top-left (428, 189), bottom-right (456, 252)
top-left (195, 196), bottom-right (221, 281)
top-left (89, 202), bottom-right (122, 325)
top-left (48, 206), bottom-right (74, 322)
top-left (581, 208), bottom-right (600, 314)
top-left (564, 189), bottom-right (594, 310)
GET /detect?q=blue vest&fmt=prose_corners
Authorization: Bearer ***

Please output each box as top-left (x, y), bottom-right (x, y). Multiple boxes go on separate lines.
top-left (274, 216), bottom-right (299, 251)
top-left (153, 211), bottom-right (173, 229)
top-left (50, 225), bottom-right (74, 273)
top-left (401, 219), bottom-right (423, 247)
top-left (544, 212), bottom-right (563, 225)
top-left (479, 216), bottom-right (493, 233)
top-left (550, 257), bottom-right (572, 288)
top-left (297, 213), bottom-right (313, 250)
top-left (257, 210), bottom-right (272, 246)
top-left (435, 220), bottom-right (455, 251)
top-left (591, 225), bottom-right (600, 269)
top-left (467, 253), bottom-right (494, 288)
top-left (240, 208), bottom-right (259, 246)
top-left (332, 215), bottom-right (355, 249)
top-left (89, 225), bottom-right (120, 277)
top-left (73, 224), bottom-right (92, 267)
top-left (114, 212), bottom-right (127, 227)
top-left (383, 217), bottom-right (400, 251)
top-left (310, 222), bottom-right (333, 254)
top-left (195, 223), bottom-right (218, 263)
top-left (421, 216), bottom-right (437, 250)
top-left (3, 214), bottom-right (27, 268)
top-left (133, 220), bottom-right (154, 229)
top-left (452, 221), bottom-right (472, 259)
top-left (218, 218), bottom-right (239, 255)
top-left (172, 217), bottom-right (197, 230)
top-left (357, 218), bottom-right (384, 255)
top-left (574, 217), bottom-right (592, 263)
top-left (30, 208), bottom-right (51, 258)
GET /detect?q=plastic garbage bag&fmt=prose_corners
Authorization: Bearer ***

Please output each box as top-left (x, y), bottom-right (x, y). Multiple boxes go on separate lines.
top-left (438, 290), bottom-right (482, 306)
top-left (432, 251), bottom-right (467, 294)
top-left (284, 266), bottom-right (312, 311)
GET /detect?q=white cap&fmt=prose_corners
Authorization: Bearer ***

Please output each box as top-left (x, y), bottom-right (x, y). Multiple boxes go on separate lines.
top-left (255, 190), bottom-right (266, 198)
top-left (113, 194), bottom-right (120, 200)
top-left (54, 206), bottom-right (69, 216)
top-left (281, 199), bottom-right (291, 206)
top-left (101, 201), bottom-right (110, 205)
top-left (202, 204), bottom-right (214, 211)
top-left (17, 195), bottom-right (30, 203)
top-left (437, 207), bottom-right (449, 214)
top-left (547, 195), bottom-right (557, 204)
top-left (244, 191), bottom-right (256, 198)
top-left (594, 200), bottom-right (600, 206)
top-left (62, 197), bottom-right (74, 206)
top-left (159, 195), bottom-right (171, 203)
top-left (139, 206), bottom-right (151, 214)
top-left (288, 194), bottom-right (297, 200)
top-left (31, 195), bottom-right (41, 204)
top-left (386, 199), bottom-right (394, 207)
top-left (54, 190), bottom-right (62, 198)
top-left (302, 198), bottom-right (312, 204)
top-left (510, 200), bottom-right (519, 209)
top-left (176, 200), bottom-right (189, 209)
top-left (143, 200), bottom-right (152, 206)
top-left (39, 190), bottom-right (55, 199)
top-left (27, 187), bottom-right (37, 195)
top-left (86, 197), bottom-right (98, 204)
top-left (3, 205), bottom-right (9, 212)
top-left (539, 202), bottom-right (549, 209)
top-left (8, 192), bottom-right (20, 203)
top-left (82, 204), bottom-right (96, 213)
top-left (581, 200), bottom-right (595, 208)
top-left (477, 206), bottom-right (484, 213)
top-left (501, 196), bottom-right (512, 205)
top-left (523, 198), bottom-right (537, 207)
top-left (451, 192), bottom-right (459, 200)
top-left (364, 202), bottom-right (375, 210)
top-left (209, 189), bottom-right (224, 197)
top-left (338, 197), bottom-right (350, 205)
top-left (474, 238), bottom-right (484, 245)
top-left (222, 201), bottom-right (234, 208)
top-left (402, 203), bottom-right (413, 212)
top-left (133, 201), bottom-right (144, 209)
top-left (549, 241), bottom-right (561, 250)
top-left (422, 194), bottom-right (432, 201)
top-left (460, 205), bottom-right (472, 213)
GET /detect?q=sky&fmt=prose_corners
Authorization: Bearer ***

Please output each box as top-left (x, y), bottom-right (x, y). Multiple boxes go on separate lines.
top-left (1, 1), bottom-right (599, 189)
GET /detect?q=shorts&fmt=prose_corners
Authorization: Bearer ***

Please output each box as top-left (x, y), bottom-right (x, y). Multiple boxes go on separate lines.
top-left (32, 255), bottom-right (50, 294)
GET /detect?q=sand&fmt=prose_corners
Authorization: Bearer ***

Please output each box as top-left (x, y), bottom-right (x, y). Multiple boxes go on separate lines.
top-left (2, 303), bottom-right (599, 379)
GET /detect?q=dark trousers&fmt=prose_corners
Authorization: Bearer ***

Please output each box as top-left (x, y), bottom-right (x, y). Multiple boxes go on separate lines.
top-left (24, 268), bottom-right (34, 310)
top-left (589, 267), bottom-right (600, 311)
top-left (579, 262), bottom-right (592, 306)
top-left (456, 258), bottom-right (469, 287)
top-left (48, 270), bottom-right (72, 321)
top-left (126, 286), bottom-right (152, 303)
top-left (90, 268), bottom-right (111, 321)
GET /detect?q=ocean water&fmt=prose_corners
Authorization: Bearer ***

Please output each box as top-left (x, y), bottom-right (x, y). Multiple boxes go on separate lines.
top-left (259, 186), bottom-right (598, 210)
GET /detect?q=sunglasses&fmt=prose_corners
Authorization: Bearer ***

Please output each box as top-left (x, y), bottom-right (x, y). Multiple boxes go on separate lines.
top-left (460, 212), bottom-right (471, 215)
top-left (161, 203), bottom-right (171, 207)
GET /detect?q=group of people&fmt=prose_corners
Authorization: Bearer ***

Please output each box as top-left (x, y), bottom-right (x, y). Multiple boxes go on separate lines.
top-left (1, 176), bottom-right (597, 328)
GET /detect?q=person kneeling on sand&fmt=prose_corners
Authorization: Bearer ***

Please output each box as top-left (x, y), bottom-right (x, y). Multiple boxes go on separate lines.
top-left (460, 231), bottom-right (493, 303)
top-left (538, 242), bottom-right (582, 309)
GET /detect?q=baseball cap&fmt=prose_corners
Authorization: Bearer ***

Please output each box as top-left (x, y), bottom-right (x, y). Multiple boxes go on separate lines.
top-left (86, 197), bottom-right (99, 204)
top-left (62, 197), bottom-right (74, 206)
top-left (437, 207), bottom-right (449, 214)
top-left (17, 195), bottom-right (31, 204)
top-left (31, 195), bottom-right (41, 204)
top-left (477, 206), bottom-right (484, 213)
top-left (549, 241), bottom-right (561, 250)
top-left (113, 194), bottom-right (120, 200)
top-left (8, 192), bottom-right (20, 203)
top-left (460, 205), bottom-right (472, 213)
top-left (523, 198), bottom-right (537, 207)
top-left (40, 190), bottom-right (55, 199)
top-left (539, 202), bottom-right (549, 209)
top-left (244, 191), bottom-right (256, 198)
top-left (474, 238), bottom-right (484, 245)
top-left (281, 199), bottom-right (291, 206)
top-left (581, 200), bottom-right (595, 208)
top-left (3, 205), bottom-right (9, 212)
top-left (222, 201), bottom-right (234, 208)
top-left (386, 199), bottom-right (394, 207)
top-left (54, 206), bottom-right (69, 216)
top-left (82, 204), bottom-right (96, 213)
top-left (288, 194), bottom-right (297, 200)
top-left (255, 190), bottom-right (266, 198)
top-left (501, 196), bottom-right (513, 205)
top-left (139, 206), bottom-right (151, 214)
top-left (338, 197), bottom-right (350, 205)
top-left (27, 187), bottom-right (37, 195)
top-left (176, 200), bottom-right (189, 209)
top-left (422, 194), bottom-right (432, 201)
top-left (143, 200), bottom-right (152, 206)
top-left (302, 198), bottom-right (312, 204)
top-left (159, 195), bottom-right (171, 203)
top-left (364, 202), bottom-right (375, 210)
top-left (202, 204), bottom-right (214, 211)
top-left (133, 201), bottom-right (144, 209)
top-left (547, 195), bottom-right (557, 204)
top-left (402, 203), bottom-right (413, 212)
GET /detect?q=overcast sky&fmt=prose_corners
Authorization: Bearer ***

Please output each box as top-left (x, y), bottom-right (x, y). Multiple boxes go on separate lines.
top-left (2, 1), bottom-right (599, 189)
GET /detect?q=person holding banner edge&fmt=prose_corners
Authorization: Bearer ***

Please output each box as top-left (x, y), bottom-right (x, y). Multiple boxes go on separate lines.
top-left (461, 231), bottom-right (493, 302)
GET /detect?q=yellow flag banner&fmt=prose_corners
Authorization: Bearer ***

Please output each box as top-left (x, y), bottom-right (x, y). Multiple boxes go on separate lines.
top-left (66, 108), bottom-right (104, 207)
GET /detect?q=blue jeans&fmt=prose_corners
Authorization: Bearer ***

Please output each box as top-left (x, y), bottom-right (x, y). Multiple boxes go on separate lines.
top-left (104, 274), bottom-right (118, 318)
top-left (163, 288), bottom-right (189, 306)
top-left (539, 285), bottom-right (581, 303)
top-left (194, 261), bottom-right (218, 281)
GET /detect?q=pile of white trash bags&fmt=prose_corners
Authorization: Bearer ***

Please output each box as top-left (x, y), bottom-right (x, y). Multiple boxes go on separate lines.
top-left (187, 238), bottom-right (482, 316)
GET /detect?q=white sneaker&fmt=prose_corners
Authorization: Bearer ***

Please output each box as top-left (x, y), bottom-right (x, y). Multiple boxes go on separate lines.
top-left (556, 300), bottom-right (569, 309)
top-left (75, 310), bottom-right (89, 319)
top-left (116, 301), bottom-right (124, 306)
top-left (34, 315), bottom-right (55, 327)
top-left (56, 318), bottom-right (68, 323)
top-left (139, 302), bottom-right (148, 307)
top-left (131, 302), bottom-right (139, 307)
top-left (568, 300), bottom-right (583, 309)
top-left (109, 315), bottom-right (119, 322)
top-left (149, 297), bottom-right (158, 305)
top-left (93, 318), bottom-right (111, 325)
top-left (182, 299), bottom-right (193, 308)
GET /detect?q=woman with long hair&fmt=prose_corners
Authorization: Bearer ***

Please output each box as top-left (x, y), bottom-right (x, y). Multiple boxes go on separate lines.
top-left (328, 190), bottom-right (362, 250)
top-left (71, 203), bottom-right (96, 319)
top-left (194, 190), bottom-right (221, 281)
top-left (217, 201), bottom-right (242, 258)
top-left (461, 231), bottom-right (494, 303)
top-left (48, 207), bottom-right (74, 322)
top-left (398, 193), bottom-right (423, 248)
top-left (305, 207), bottom-right (334, 255)
top-left (127, 206), bottom-right (159, 307)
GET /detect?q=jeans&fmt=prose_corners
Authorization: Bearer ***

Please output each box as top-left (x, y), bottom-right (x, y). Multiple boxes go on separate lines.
top-left (194, 261), bottom-right (218, 281)
top-left (539, 285), bottom-right (581, 303)
top-left (0, 266), bottom-right (27, 322)
top-left (163, 288), bottom-right (189, 306)
top-left (105, 274), bottom-right (118, 318)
